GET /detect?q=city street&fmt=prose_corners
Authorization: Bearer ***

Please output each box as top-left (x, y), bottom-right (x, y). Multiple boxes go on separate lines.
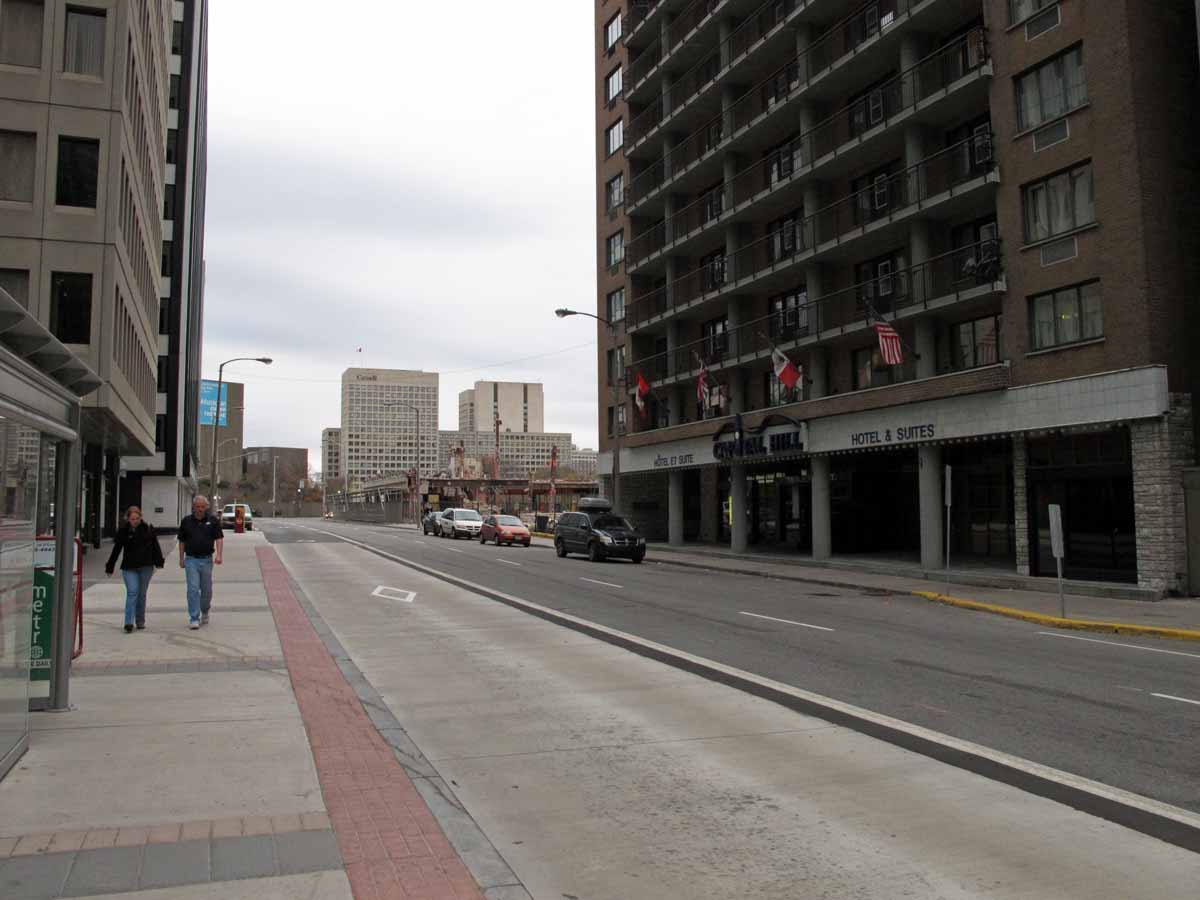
top-left (256, 517), bottom-right (1200, 898)
top-left (263, 518), bottom-right (1200, 819)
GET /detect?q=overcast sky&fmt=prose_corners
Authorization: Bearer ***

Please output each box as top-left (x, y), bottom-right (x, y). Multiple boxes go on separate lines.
top-left (202, 2), bottom-right (599, 473)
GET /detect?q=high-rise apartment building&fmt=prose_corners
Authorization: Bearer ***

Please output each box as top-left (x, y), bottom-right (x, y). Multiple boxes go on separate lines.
top-left (340, 368), bottom-right (438, 491)
top-left (122, 0), bottom-right (209, 526)
top-left (321, 426), bottom-right (342, 483)
top-left (596, 0), bottom-right (1200, 591)
top-left (1, 0), bottom-right (180, 540)
top-left (457, 381), bottom-right (545, 433)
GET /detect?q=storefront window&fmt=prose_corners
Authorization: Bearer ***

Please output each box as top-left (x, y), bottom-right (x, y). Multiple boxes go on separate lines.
top-left (0, 417), bottom-right (38, 771)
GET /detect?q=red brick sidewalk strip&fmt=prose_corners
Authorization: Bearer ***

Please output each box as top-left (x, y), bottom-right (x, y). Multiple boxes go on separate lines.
top-left (257, 547), bottom-right (484, 900)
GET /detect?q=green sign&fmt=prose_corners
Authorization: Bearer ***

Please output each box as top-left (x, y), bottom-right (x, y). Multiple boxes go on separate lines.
top-left (31, 568), bottom-right (53, 681)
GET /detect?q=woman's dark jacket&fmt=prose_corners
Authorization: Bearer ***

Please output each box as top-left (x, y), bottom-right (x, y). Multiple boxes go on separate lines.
top-left (106, 522), bottom-right (166, 573)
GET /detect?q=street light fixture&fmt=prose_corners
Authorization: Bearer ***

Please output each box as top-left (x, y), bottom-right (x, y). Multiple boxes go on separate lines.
top-left (384, 400), bottom-right (423, 523)
top-left (554, 308), bottom-right (622, 511)
top-left (208, 356), bottom-right (272, 508)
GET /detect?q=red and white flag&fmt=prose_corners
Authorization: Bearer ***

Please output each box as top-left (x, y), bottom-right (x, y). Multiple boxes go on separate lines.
top-left (635, 371), bottom-right (651, 417)
top-left (874, 322), bottom-right (904, 366)
top-left (771, 347), bottom-right (802, 390)
top-left (696, 366), bottom-right (709, 407)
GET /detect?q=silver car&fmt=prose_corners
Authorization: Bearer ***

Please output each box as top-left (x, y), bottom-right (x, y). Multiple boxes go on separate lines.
top-left (437, 508), bottom-right (483, 539)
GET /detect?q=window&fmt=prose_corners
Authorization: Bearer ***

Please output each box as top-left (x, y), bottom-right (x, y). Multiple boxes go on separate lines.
top-left (607, 345), bottom-right (626, 385)
top-left (49, 272), bottom-right (92, 343)
top-left (0, 0), bottom-right (44, 68)
top-left (606, 288), bottom-right (625, 323)
top-left (1010, 0), bottom-right (1056, 24)
top-left (606, 66), bottom-right (622, 102)
top-left (700, 249), bottom-right (726, 291)
top-left (171, 20), bottom-right (184, 55)
top-left (767, 210), bottom-right (803, 263)
top-left (1030, 281), bottom-right (1102, 350)
top-left (55, 136), bottom-right (100, 207)
top-left (63, 7), bottom-right (105, 77)
top-left (766, 135), bottom-right (803, 186)
top-left (0, 130), bottom-right (37, 202)
top-left (1016, 46), bottom-right (1086, 131)
top-left (853, 346), bottom-right (895, 390)
top-left (155, 414), bottom-right (167, 451)
top-left (604, 13), bottom-right (622, 50)
top-left (165, 128), bottom-right (179, 165)
top-left (700, 183), bottom-right (724, 224)
top-left (856, 249), bottom-right (908, 313)
top-left (169, 74), bottom-right (180, 109)
top-left (159, 297), bottom-right (170, 334)
top-left (769, 289), bottom-right (808, 340)
top-left (766, 371), bottom-right (801, 407)
top-left (161, 240), bottom-right (172, 276)
top-left (616, 404), bottom-right (627, 433)
top-left (851, 161), bottom-right (901, 225)
top-left (849, 78), bottom-right (891, 137)
top-left (761, 60), bottom-right (800, 109)
top-left (702, 317), bottom-right (729, 358)
top-left (1023, 162), bottom-right (1094, 242)
top-left (163, 182), bottom-right (176, 220)
top-left (605, 230), bottom-right (624, 267)
top-left (605, 173), bottom-right (624, 211)
top-left (700, 117), bottom-right (723, 154)
top-left (0, 269), bottom-right (30, 307)
top-left (605, 119), bottom-right (623, 156)
top-left (952, 314), bottom-right (1002, 369)
top-left (157, 354), bottom-right (169, 388)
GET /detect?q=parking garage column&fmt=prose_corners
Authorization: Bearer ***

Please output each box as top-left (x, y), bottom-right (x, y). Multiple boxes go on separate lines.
top-left (919, 443), bottom-right (944, 570)
top-left (669, 469), bottom-right (685, 545)
top-left (666, 318), bottom-right (681, 381)
top-left (811, 457), bottom-right (832, 561)
top-left (731, 461), bottom-right (749, 553)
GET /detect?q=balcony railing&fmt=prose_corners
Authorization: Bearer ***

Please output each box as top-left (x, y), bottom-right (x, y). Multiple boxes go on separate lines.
top-left (629, 0), bottom-right (900, 146)
top-left (628, 135), bottom-right (997, 327)
top-left (626, 238), bottom-right (1003, 385)
top-left (628, 0), bottom-right (666, 36)
top-left (627, 25), bottom-right (989, 208)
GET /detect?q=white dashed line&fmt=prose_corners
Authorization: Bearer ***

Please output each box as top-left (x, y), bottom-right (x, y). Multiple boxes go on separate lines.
top-left (1151, 693), bottom-right (1200, 707)
top-left (740, 611), bottom-right (835, 632)
top-left (495, 558), bottom-right (522, 567)
top-left (444, 547), bottom-right (464, 554)
top-left (580, 578), bottom-right (623, 589)
top-left (1036, 632), bottom-right (1200, 660)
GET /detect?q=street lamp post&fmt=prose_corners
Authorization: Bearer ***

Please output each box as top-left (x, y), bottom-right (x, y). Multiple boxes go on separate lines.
top-left (384, 401), bottom-right (422, 523)
top-left (208, 356), bottom-right (272, 507)
top-left (555, 308), bottom-right (622, 511)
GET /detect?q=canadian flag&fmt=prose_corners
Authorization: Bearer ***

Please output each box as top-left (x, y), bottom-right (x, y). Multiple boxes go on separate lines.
top-left (771, 347), bottom-right (801, 390)
top-left (696, 366), bottom-right (709, 407)
top-left (635, 371), bottom-right (651, 416)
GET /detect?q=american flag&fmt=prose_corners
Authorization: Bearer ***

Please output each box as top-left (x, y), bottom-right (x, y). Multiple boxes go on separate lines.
top-left (874, 322), bottom-right (904, 366)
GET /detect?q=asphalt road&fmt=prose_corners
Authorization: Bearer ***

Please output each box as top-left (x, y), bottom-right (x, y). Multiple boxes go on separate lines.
top-left (261, 518), bottom-right (1200, 816)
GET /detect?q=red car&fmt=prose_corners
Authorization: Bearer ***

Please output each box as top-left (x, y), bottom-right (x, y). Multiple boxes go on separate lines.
top-left (480, 515), bottom-right (531, 547)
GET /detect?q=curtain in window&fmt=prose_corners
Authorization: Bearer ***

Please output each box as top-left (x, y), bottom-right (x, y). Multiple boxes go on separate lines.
top-left (1038, 63), bottom-right (1066, 122)
top-left (1017, 71), bottom-right (1040, 130)
top-left (1033, 295), bottom-right (1056, 348)
top-left (1072, 166), bottom-right (1094, 227)
top-left (975, 318), bottom-right (998, 364)
top-left (1055, 289), bottom-right (1081, 343)
top-left (1064, 50), bottom-right (1087, 109)
top-left (64, 11), bottom-right (105, 77)
top-left (0, 131), bottom-right (36, 202)
top-left (1080, 283), bottom-right (1103, 338)
top-left (1046, 172), bottom-right (1073, 235)
top-left (956, 324), bottom-right (975, 369)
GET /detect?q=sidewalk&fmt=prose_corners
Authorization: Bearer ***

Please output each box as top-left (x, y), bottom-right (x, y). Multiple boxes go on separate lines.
top-left (0, 530), bottom-right (492, 899)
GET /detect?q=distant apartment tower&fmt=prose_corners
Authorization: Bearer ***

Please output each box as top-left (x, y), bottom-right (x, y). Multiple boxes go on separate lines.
top-left (598, 0), bottom-right (1200, 591)
top-left (341, 369), bottom-right (438, 491)
top-left (122, 0), bottom-right (209, 526)
top-left (1, 1), bottom-right (179, 540)
top-left (321, 427), bottom-right (341, 482)
top-left (457, 381), bottom-right (545, 433)
top-left (566, 446), bottom-right (598, 478)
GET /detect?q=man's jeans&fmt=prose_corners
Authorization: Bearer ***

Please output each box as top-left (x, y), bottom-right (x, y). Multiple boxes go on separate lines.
top-left (121, 566), bottom-right (154, 626)
top-left (184, 555), bottom-right (214, 623)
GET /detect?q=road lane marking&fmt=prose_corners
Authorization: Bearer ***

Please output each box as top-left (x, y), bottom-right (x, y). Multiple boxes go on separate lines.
top-left (371, 585), bottom-right (416, 603)
top-left (495, 558), bottom-right (522, 567)
top-left (1152, 693), bottom-right (1200, 707)
top-left (581, 578), bottom-right (623, 589)
top-left (1037, 632), bottom-right (1200, 660)
top-left (740, 611), bottom-right (835, 632)
top-left (444, 547), bottom-right (464, 554)
top-left (413, 540), bottom-right (426, 546)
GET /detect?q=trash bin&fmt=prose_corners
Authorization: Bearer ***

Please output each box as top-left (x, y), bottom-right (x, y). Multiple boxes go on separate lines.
top-left (535, 515), bottom-right (549, 533)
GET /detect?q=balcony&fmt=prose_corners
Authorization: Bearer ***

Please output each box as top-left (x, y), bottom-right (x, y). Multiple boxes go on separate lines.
top-left (627, 0), bottom-right (946, 150)
top-left (626, 0), bottom-right (739, 56)
top-left (626, 239), bottom-right (1004, 392)
top-left (628, 136), bottom-right (998, 329)
top-left (626, 25), bottom-right (989, 212)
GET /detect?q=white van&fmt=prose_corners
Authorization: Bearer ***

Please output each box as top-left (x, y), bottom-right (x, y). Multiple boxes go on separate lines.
top-left (220, 503), bottom-right (253, 531)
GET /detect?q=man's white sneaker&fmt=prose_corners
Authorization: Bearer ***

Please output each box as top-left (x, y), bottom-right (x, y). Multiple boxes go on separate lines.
top-left (188, 620), bottom-right (200, 630)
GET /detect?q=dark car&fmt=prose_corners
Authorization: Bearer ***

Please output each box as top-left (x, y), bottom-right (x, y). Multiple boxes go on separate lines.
top-left (554, 498), bottom-right (645, 563)
top-left (421, 510), bottom-right (443, 535)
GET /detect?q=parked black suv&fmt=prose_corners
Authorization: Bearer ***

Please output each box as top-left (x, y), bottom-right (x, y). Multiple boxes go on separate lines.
top-left (554, 497), bottom-right (645, 563)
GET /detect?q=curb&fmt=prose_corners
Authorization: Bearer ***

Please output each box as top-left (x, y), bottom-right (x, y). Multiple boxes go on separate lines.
top-left (912, 591), bottom-right (1200, 642)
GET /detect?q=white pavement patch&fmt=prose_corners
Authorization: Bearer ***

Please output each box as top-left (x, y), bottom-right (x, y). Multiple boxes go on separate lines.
top-left (580, 577), bottom-right (622, 589)
top-left (740, 611), bottom-right (835, 632)
top-left (1037, 631), bottom-right (1200, 660)
top-left (371, 585), bottom-right (416, 603)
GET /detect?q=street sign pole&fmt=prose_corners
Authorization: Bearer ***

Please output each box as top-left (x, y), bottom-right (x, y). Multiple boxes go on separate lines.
top-left (1049, 503), bottom-right (1066, 618)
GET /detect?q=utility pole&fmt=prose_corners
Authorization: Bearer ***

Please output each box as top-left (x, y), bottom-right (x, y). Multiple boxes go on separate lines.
top-left (271, 455), bottom-right (278, 518)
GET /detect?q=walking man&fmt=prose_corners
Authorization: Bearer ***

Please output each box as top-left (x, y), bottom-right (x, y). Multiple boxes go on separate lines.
top-left (178, 495), bottom-right (223, 629)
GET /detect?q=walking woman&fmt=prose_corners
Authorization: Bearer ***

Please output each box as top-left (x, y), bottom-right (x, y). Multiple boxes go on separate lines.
top-left (105, 506), bottom-right (165, 633)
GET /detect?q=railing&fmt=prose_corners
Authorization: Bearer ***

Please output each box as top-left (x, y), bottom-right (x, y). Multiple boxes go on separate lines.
top-left (628, 0), bottom-right (666, 36)
top-left (626, 24), bottom-right (989, 208)
top-left (626, 239), bottom-right (1002, 385)
top-left (628, 135), bottom-right (996, 326)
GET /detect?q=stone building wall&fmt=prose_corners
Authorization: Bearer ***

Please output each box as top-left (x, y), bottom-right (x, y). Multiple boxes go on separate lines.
top-left (1012, 433), bottom-right (1030, 576)
top-left (1131, 394), bottom-right (1194, 594)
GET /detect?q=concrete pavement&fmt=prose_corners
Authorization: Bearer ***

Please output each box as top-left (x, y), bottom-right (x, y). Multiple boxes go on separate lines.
top-left (273, 534), bottom-right (1200, 899)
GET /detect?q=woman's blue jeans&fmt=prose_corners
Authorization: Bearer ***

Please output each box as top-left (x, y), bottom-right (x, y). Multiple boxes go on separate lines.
top-left (121, 566), bottom-right (155, 626)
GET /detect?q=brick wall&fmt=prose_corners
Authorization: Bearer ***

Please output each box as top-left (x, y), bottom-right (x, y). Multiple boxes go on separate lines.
top-left (1131, 394), bottom-right (1194, 593)
top-left (1012, 433), bottom-right (1030, 576)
